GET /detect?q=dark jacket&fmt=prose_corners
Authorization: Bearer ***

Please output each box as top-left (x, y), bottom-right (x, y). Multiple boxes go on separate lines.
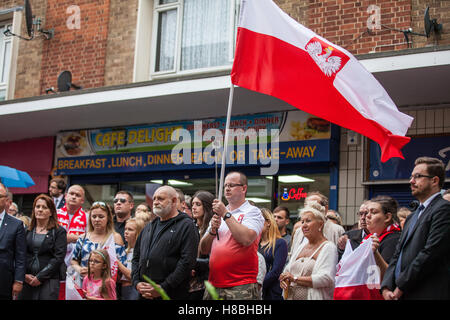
top-left (19, 226), bottom-right (67, 300)
top-left (24, 226), bottom-right (67, 281)
top-left (259, 238), bottom-right (288, 300)
top-left (378, 230), bottom-right (401, 264)
top-left (132, 212), bottom-right (199, 300)
top-left (381, 195), bottom-right (450, 300)
top-left (0, 214), bottom-right (26, 299)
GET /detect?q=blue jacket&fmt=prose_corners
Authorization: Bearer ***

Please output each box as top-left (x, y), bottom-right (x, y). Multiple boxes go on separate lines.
top-left (0, 213), bottom-right (26, 298)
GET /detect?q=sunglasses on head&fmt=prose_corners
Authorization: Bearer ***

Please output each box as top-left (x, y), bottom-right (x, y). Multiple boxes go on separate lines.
top-left (114, 198), bottom-right (127, 204)
top-left (93, 201), bottom-right (107, 207)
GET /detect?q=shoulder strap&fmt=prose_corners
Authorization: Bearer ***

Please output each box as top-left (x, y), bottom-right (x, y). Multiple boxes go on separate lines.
top-left (309, 241), bottom-right (327, 259)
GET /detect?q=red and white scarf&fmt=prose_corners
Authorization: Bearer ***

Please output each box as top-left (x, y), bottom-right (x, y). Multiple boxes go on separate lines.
top-left (57, 205), bottom-right (87, 235)
top-left (362, 223), bottom-right (401, 243)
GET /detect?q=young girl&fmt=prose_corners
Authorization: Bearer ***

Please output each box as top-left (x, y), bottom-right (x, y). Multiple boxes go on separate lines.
top-left (118, 218), bottom-right (145, 300)
top-left (82, 249), bottom-right (117, 300)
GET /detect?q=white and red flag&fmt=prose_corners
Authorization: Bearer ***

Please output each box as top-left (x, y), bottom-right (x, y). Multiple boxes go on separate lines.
top-left (333, 237), bottom-right (383, 300)
top-left (231, 0), bottom-right (413, 162)
top-left (103, 234), bottom-right (119, 282)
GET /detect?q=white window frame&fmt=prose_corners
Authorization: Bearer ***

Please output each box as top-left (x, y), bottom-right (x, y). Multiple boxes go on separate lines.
top-left (0, 22), bottom-right (12, 100)
top-left (149, 0), bottom-right (240, 79)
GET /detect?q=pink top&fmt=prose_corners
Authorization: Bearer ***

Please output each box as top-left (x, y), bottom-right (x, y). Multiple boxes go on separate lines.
top-left (82, 276), bottom-right (117, 300)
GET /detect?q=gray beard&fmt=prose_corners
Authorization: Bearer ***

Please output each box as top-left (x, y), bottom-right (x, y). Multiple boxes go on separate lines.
top-left (153, 202), bottom-right (173, 219)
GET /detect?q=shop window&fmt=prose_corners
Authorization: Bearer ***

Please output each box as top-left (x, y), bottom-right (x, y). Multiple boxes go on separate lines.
top-left (151, 0), bottom-right (240, 76)
top-left (277, 173), bottom-right (330, 223)
top-left (80, 184), bottom-right (119, 210)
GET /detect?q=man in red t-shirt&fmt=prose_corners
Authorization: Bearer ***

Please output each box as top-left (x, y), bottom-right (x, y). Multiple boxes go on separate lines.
top-left (199, 172), bottom-right (264, 300)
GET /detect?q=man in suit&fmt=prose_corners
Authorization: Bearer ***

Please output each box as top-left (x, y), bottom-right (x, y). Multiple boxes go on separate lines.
top-left (0, 182), bottom-right (26, 300)
top-left (337, 200), bottom-right (370, 260)
top-left (49, 177), bottom-right (66, 209)
top-left (381, 157), bottom-right (450, 300)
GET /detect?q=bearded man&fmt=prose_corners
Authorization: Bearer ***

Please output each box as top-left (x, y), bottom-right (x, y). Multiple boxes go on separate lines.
top-left (131, 186), bottom-right (198, 300)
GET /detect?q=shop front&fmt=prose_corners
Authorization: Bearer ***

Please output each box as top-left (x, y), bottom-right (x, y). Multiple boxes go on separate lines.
top-left (366, 134), bottom-right (450, 207)
top-left (55, 109), bottom-right (340, 220)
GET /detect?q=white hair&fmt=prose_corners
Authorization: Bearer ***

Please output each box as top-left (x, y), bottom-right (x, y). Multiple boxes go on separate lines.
top-left (299, 201), bottom-right (326, 223)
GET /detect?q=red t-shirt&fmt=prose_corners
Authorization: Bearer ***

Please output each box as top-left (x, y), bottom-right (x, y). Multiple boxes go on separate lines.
top-left (208, 201), bottom-right (264, 288)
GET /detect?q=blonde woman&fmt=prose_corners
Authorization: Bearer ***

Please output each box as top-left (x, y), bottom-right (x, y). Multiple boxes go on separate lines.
top-left (71, 202), bottom-right (126, 281)
top-left (280, 202), bottom-right (337, 300)
top-left (258, 208), bottom-right (288, 300)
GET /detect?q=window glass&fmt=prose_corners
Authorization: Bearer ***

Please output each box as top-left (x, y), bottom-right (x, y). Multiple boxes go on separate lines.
top-left (159, 0), bottom-right (177, 4)
top-left (153, 0), bottom-right (238, 74)
top-left (155, 9), bottom-right (177, 72)
top-left (181, 0), bottom-right (232, 70)
top-left (277, 173), bottom-right (330, 222)
top-left (80, 184), bottom-right (119, 210)
top-left (1, 41), bottom-right (11, 83)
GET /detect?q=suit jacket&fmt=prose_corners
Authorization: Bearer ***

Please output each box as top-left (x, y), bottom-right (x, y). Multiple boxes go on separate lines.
top-left (0, 214), bottom-right (26, 298)
top-left (56, 197), bottom-right (65, 210)
top-left (24, 226), bottom-right (67, 281)
top-left (381, 194), bottom-right (450, 300)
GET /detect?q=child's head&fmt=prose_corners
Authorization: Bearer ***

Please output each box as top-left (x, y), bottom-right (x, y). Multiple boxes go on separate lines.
top-left (88, 249), bottom-right (112, 299)
top-left (124, 218), bottom-right (145, 251)
top-left (88, 249), bottom-right (111, 278)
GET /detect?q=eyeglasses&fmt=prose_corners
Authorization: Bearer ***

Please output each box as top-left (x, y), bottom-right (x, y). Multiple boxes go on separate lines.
top-left (0, 194), bottom-right (7, 198)
top-left (358, 211), bottom-right (369, 216)
top-left (88, 259), bottom-right (103, 265)
top-left (224, 183), bottom-right (244, 189)
top-left (409, 173), bottom-right (434, 180)
top-left (114, 198), bottom-right (127, 204)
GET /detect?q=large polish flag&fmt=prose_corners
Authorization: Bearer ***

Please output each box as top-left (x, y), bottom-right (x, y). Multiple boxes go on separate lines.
top-left (231, 0), bottom-right (413, 162)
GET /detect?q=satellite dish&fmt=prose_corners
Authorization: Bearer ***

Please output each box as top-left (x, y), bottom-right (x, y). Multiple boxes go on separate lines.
top-left (423, 6), bottom-right (443, 38)
top-left (2, 0), bottom-right (53, 40)
top-left (424, 7), bottom-right (431, 37)
top-left (24, 0), bottom-right (33, 37)
top-left (57, 71), bottom-right (82, 92)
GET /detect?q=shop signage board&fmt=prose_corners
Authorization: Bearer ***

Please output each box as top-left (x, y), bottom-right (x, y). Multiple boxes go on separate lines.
top-left (55, 110), bottom-right (333, 175)
top-left (368, 135), bottom-right (450, 181)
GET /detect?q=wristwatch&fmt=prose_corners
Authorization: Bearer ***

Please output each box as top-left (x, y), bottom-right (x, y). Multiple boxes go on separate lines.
top-left (223, 212), bottom-right (232, 221)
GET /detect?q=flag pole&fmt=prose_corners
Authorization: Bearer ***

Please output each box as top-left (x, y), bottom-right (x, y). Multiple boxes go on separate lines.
top-left (217, 83), bottom-right (235, 201)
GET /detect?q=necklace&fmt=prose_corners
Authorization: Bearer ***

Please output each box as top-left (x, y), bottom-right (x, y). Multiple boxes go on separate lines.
top-left (36, 226), bottom-right (47, 233)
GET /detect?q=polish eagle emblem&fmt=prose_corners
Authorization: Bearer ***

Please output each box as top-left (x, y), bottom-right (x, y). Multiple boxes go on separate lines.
top-left (306, 41), bottom-right (342, 77)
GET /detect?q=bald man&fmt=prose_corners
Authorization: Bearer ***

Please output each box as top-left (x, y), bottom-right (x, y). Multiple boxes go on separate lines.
top-left (132, 186), bottom-right (198, 300)
top-left (56, 184), bottom-right (88, 300)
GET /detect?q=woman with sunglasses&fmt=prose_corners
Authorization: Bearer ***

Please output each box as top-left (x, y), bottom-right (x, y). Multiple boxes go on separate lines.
top-left (71, 202), bottom-right (126, 285)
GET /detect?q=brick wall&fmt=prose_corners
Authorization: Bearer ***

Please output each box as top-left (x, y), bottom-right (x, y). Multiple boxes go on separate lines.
top-left (412, 0), bottom-right (450, 48)
top-left (275, 0), bottom-right (450, 55)
top-left (104, 0), bottom-right (138, 86)
top-left (39, 0), bottom-right (110, 95)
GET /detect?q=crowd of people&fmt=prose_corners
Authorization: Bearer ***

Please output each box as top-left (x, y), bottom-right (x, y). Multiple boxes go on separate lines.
top-left (0, 156), bottom-right (449, 300)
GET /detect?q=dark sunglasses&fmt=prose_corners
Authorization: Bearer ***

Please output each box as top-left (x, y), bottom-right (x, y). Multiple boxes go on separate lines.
top-left (114, 198), bottom-right (127, 204)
